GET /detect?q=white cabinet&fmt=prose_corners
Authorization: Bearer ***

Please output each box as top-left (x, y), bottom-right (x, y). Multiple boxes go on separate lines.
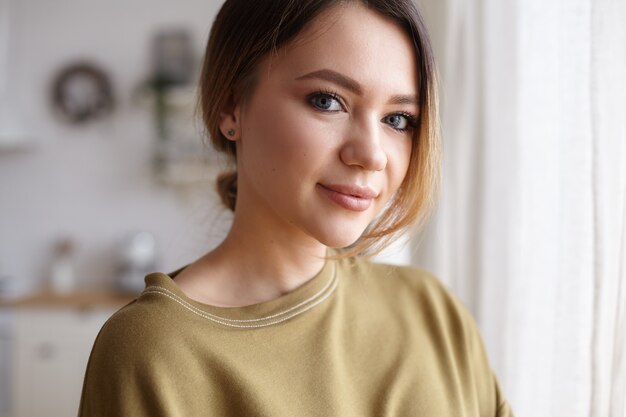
top-left (1, 296), bottom-right (130, 417)
top-left (0, 312), bottom-right (12, 417)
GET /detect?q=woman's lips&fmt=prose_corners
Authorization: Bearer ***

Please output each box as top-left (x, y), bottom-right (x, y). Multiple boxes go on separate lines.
top-left (317, 183), bottom-right (378, 212)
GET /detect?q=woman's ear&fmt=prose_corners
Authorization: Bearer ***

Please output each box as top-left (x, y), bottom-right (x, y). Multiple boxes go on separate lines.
top-left (219, 95), bottom-right (241, 142)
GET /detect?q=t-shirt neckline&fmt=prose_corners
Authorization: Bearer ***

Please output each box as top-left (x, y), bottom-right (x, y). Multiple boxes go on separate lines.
top-left (141, 259), bottom-right (338, 326)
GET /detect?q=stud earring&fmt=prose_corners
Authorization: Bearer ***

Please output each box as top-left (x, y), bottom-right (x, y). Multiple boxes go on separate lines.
top-left (227, 129), bottom-right (235, 137)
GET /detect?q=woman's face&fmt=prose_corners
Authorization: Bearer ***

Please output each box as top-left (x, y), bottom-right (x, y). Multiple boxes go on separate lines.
top-left (224, 4), bottom-right (419, 249)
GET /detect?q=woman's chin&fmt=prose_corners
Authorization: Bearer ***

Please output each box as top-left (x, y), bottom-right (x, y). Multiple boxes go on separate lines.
top-left (316, 232), bottom-right (363, 251)
top-left (300, 216), bottom-right (372, 250)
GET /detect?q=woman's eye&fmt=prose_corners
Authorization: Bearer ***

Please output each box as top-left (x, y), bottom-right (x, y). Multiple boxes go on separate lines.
top-left (383, 113), bottom-right (414, 131)
top-left (309, 93), bottom-right (343, 112)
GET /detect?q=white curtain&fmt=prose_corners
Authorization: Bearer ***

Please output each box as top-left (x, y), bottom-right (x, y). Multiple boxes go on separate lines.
top-left (414, 0), bottom-right (626, 416)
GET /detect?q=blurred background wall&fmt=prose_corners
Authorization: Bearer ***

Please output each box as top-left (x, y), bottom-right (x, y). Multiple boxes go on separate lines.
top-left (0, 0), bottom-right (230, 295)
top-left (0, 1), bottom-right (233, 416)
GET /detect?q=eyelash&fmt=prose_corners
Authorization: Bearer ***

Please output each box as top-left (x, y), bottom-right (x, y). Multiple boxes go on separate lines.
top-left (307, 89), bottom-right (418, 133)
top-left (388, 112), bottom-right (419, 133)
top-left (307, 89), bottom-right (344, 111)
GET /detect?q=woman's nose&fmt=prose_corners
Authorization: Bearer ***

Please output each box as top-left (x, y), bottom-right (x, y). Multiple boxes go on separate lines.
top-left (339, 117), bottom-right (387, 172)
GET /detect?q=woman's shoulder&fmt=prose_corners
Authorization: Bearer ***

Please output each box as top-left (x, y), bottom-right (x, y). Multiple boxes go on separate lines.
top-left (344, 257), bottom-right (510, 412)
top-left (79, 288), bottom-right (190, 415)
top-left (345, 257), bottom-right (464, 308)
top-left (98, 298), bottom-right (152, 336)
top-left (89, 287), bottom-right (179, 359)
top-left (343, 257), bottom-right (478, 337)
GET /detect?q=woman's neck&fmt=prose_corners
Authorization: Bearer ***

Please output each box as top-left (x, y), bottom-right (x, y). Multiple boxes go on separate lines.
top-left (173, 213), bottom-right (328, 308)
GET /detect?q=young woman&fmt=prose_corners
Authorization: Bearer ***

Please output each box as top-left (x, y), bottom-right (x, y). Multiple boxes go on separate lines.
top-left (79, 0), bottom-right (514, 415)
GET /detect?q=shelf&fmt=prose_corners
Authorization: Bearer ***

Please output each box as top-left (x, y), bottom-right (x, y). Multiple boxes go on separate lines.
top-left (0, 291), bottom-right (136, 310)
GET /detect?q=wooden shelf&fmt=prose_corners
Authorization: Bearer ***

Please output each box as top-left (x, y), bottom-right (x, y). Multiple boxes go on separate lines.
top-left (0, 291), bottom-right (136, 309)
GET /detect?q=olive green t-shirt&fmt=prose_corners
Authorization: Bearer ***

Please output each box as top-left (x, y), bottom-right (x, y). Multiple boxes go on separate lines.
top-left (78, 257), bottom-right (513, 416)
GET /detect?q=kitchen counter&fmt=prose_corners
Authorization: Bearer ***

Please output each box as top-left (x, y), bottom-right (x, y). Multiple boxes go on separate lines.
top-left (0, 291), bottom-right (136, 309)
top-left (0, 291), bottom-right (136, 417)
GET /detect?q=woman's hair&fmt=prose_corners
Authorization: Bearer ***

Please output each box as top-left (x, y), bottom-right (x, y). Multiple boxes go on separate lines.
top-left (199, 0), bottom-right (441, 256)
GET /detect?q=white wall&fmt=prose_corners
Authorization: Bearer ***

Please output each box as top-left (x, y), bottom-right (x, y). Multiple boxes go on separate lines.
top-left (0, 0), bottom-right (229, 292)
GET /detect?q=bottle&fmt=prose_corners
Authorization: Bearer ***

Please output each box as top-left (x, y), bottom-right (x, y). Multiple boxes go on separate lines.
top-left (49, 238), bottom-right (75, 294)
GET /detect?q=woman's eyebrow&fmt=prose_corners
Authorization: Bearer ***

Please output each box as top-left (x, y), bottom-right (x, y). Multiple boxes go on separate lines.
top-left (295, 68), bottom-right (418, 105)
top-left (295, 69), bottom-right (363, 95)
top-left (387, 95), bottom-right (419, 106)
